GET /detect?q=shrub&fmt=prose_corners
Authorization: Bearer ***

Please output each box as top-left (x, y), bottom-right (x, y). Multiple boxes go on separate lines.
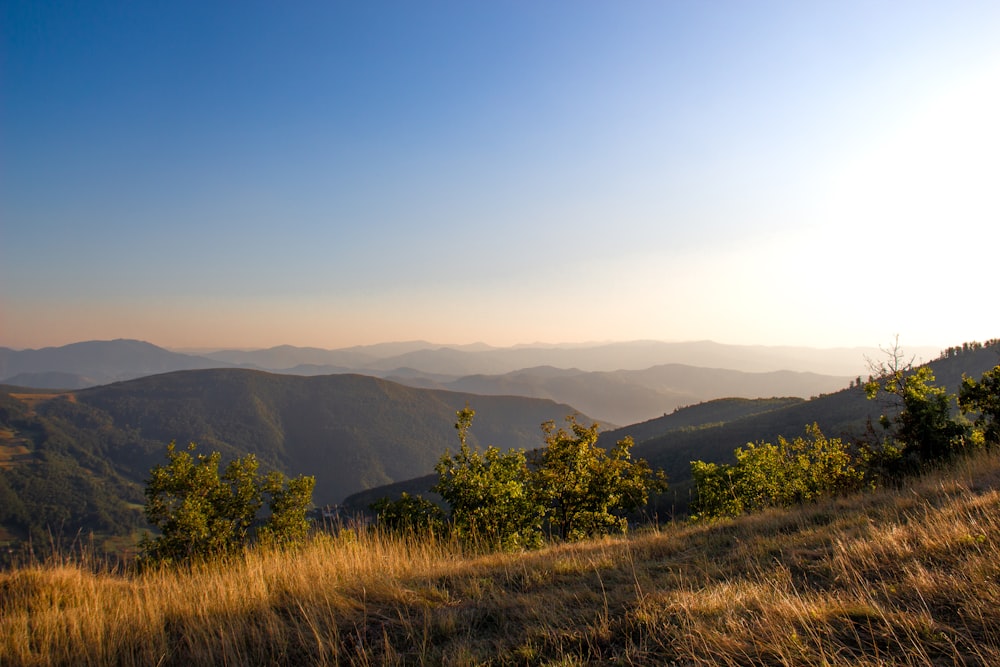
top-left (140, 442), bottom-right (314, 565)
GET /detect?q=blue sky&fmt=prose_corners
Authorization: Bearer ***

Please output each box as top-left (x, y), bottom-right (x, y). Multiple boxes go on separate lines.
top-left (2, 1), bottom-right (998, 350)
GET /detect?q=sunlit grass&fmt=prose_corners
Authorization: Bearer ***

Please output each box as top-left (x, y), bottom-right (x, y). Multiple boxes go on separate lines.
top-left (4, 451), bottom-right (1000, 665)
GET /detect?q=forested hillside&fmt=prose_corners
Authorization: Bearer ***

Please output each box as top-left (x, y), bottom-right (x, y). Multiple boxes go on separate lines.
top-left (0, 369), bottom-right (593, 556)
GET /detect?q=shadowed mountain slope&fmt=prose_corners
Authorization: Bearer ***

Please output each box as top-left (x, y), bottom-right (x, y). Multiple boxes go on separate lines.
top-left (2, 369), bottom-right (594, 519)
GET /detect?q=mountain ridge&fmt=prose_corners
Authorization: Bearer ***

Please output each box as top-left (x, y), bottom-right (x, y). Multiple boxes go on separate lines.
top-left (0, 338), bottom-right (902, 424)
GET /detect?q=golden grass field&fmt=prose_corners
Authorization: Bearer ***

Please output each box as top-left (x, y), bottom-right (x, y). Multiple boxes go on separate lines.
top-left (3, 451), bottom-right (1000, 666)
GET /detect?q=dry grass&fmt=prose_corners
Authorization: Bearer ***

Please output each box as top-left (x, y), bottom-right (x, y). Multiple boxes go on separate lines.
top-left (0, 427), bottom-right (32, 470)
top-left (8, 393), bottom-right (73, 414)
top-left (0, 443), bottom-right (31, 470)
top-left (5, 453), bottom-right (1000, 666)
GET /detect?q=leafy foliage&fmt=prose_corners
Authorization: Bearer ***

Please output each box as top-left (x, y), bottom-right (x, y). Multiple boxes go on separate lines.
top-left (691, 424), bottom-right (864, 520)
top-left (690, 354), bottom-right (1000, 522)
top-left (533, 416), bottom-right (666, 540)
top-left (370, 492), bottom-right (446, 535)
top-left (426, 407), bottom-right (666, 549)
top-left (140, 442), bottom-right (314, 565)
top-left (866, 359), bottom-right (969, 467)
top-left (960, 364), bottom-right (1000, 448)
top-left (433, 407), bottom-right (544, 550)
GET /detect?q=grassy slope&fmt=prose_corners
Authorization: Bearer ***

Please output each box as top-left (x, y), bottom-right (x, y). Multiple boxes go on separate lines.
top-left (4, 450), bottom-right (1000, 666)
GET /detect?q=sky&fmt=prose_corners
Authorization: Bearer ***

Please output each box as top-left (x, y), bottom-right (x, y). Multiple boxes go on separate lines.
top-left (2, 1), bottom-right (998, 352)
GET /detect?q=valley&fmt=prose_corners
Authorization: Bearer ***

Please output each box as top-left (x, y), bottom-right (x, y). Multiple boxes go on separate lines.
top-left (1, 338), bottom-right (995, 560)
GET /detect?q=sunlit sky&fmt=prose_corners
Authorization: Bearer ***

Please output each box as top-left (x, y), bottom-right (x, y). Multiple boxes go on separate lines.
top-left (2, 2), bottom-right (998, 351)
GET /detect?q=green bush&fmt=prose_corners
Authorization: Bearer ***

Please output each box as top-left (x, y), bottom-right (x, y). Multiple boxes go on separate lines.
top-left (371, 492), bottom-right (446, 535)
top-left (960, 365), bottom-right (1000, 448)
top-left (428, 407), bottom-right (666, 549)
top-left (532, 416), bottom-right (666, 541)
top-left (691, 424), bottom-right (864, 521)
top-left (433, 407), bottom-right (543, 550)
top-left (140, 442), bottom-right (314, 565)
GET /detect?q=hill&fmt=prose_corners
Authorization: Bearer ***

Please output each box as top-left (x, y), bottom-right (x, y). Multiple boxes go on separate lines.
top-left (0, 369), bottom-right (596, 552)
top-left (5, 447), bottom-right (1000, 664)
top-left (75, 369), bottom-right (593, 503)
top-left (2, 338), bottom-right (861, 424)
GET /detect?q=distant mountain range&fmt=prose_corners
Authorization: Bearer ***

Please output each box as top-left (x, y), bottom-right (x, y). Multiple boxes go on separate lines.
top-left (385, 364), bottom-right (848, 426)
top-left (0, 338), bottom-right (929, 423)
top-left (200, 339), bottom-right (931, 376)
top-left (0, 340), bottom-right (231, 389)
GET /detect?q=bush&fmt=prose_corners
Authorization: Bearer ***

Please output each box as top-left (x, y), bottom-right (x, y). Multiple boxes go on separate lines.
top-left (433, 424), bottom-right (544, 550)
top-left (532, 416), bottom-right (666, 540)
top-left (140, 442), bottom-right (315, 565)
top-left (691, 424), bottom-right (864, 521)
top-left (371, 492), bottom-right (446, 535)
top-left (429, 407), bottom-right (666, 549)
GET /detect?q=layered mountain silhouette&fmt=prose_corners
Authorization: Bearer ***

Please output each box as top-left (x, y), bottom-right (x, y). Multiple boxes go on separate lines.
top-left (386, 364), bottom-right (848, 426)
top-left (0, 339), bottom-right (231, 388)
top-left (1, 338), bottom-right (895, 424)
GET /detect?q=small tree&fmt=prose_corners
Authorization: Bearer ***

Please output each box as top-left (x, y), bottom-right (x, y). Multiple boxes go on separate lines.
top-left (259, 471), bottom-right (316, 547)
top-left (433, 408), bottom-right (666, 548)
top-left (960, 365), bottom-right (1000, 448)
top-left (532, 416), bottom-right (666, 541)
top-left (433, 407), bottom-right (544, 550)
top-left (865, 339), bottom-right (967, 467)
top-left (689, 460), bottom-right (744, 520)
top-left (141, 442), bottom-right (315, 565)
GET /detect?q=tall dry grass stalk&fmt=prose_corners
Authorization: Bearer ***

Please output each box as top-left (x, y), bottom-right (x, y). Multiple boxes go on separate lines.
top-left (4, 452), bottom-right (1000, 665)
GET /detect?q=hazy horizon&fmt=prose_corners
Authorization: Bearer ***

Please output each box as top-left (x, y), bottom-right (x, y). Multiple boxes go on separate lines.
top-left (3, 3), bottom-right (998, 351)
top-left (0, 335), bottom-right (948, 360)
